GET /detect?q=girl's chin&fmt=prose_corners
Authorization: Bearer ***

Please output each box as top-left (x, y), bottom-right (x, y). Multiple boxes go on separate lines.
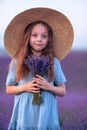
top-left (32, 48), bottom-right (43, 52)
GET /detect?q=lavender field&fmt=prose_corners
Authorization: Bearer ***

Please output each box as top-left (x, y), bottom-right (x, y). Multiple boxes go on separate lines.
top-left (0, 51), bottom-right (87, 130)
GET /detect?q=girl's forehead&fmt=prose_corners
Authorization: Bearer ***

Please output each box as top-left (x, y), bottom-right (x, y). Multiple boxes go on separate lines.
top-left (31, 24), bottom-right (48, 33)
top-left (32, 23), bottom-right (47, 29)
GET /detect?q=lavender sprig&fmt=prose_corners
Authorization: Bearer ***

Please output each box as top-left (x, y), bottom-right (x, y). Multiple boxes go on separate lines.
top-left (24, 55), bottom-right (49, 105)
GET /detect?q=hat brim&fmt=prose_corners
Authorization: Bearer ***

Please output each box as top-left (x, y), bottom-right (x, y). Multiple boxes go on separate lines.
top-left (4, 7), bottom-right (74, 60)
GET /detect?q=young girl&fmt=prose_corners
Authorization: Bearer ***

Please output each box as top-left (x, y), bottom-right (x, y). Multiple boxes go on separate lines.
top-left (4, 8), bottom-right (74, 130)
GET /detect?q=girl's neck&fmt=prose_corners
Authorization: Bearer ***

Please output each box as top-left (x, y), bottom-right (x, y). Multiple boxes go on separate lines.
top-left (31, 50), bottom-right (42, 57)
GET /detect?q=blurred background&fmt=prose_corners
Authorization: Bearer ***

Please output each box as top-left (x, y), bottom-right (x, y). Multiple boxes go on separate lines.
top-left (0, 0), bottom-right (87, 129)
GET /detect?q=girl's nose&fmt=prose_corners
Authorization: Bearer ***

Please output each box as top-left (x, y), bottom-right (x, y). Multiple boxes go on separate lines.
top-left (37, 35), bottom-right (42, 41)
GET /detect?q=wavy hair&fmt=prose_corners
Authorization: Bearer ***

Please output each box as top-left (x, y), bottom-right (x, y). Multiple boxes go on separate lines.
top-left (11, 21), bottom-right (55, 82)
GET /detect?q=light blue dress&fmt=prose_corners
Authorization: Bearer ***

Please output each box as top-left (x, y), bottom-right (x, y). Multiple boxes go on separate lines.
top-left (6, 58), bottom-right (66, 130)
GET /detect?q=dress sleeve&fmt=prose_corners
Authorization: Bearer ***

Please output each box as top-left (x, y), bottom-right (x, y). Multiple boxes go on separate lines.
top-left (53, 58), bottom-right (67, 86)
top-left (6, 59), bottom-right (17, 86)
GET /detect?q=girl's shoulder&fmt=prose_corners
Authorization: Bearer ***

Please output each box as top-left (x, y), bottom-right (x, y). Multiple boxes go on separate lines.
top-left (9, 58), bottom-right (17, 69)
top-left (53, 57), bottom-right (60, 64)
top-left (53, 57), bottom-right (62, 69)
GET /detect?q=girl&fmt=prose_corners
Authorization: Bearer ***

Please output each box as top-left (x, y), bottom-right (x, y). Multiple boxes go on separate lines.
top-left (4, 8), bottom-right (74, 130)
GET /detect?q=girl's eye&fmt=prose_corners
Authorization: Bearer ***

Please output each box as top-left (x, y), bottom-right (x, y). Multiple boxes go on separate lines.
top-left (31, 34), bottom-right (37, 37)
top-left (31, 34), bottom-right (48, 38)
top-left (42, 35), bottom-right (48, 38)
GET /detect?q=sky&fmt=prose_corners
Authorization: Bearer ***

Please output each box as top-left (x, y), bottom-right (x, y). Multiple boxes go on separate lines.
top-left (0, 0), bottom-right (87, 52)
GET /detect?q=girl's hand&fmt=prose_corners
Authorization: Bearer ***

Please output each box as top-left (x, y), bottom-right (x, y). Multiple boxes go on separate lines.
top-left (33, 75), bottom-right (51, 91)
top-left (23, 80), bottom-right (40, 93)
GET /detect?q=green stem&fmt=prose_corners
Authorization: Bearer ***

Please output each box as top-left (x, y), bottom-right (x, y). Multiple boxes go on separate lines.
top-left (32, 92), bottom-right (43, 105)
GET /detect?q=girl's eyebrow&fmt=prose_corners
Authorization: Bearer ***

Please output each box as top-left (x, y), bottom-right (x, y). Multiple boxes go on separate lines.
top-left (42, 32), bottom-right (48, 34)
top-left (31, 32), bottom-right (48, 34)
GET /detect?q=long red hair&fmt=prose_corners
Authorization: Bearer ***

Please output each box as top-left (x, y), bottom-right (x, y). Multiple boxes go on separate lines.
top-left (10, 21), bottom-right (55, 82)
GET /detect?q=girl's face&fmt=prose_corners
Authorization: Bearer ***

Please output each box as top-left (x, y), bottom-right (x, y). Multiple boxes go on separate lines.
top-left (29, 24), bottom-right (49, 56)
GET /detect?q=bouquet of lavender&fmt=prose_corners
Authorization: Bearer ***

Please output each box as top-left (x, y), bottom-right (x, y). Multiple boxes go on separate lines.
top-left (24, 55), bottom-right (49, 105)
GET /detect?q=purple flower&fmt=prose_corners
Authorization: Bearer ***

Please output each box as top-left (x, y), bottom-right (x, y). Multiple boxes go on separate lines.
top-left (24, 55), bottom-right (49, 76)
top-left (24, 55), bottom-right (49, 105)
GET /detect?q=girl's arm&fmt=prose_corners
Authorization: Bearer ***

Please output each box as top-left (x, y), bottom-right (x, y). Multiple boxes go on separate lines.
top-left (6, 80), bottom-right (40, 95)
top-left (33, 75), bottom-right (66, 97)
top-left (6, 85), bottom-right (24, 95)
top-left (48, 84), bottom-right (66, 96)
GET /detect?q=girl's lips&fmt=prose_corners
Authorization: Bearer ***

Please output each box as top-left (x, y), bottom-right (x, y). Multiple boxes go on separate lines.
top-left (35, 43), bottom-right (43, 46)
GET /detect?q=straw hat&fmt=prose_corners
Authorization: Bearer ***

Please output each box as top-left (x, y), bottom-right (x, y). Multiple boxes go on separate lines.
top-left (4, 7), bottom-right (74, 60)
